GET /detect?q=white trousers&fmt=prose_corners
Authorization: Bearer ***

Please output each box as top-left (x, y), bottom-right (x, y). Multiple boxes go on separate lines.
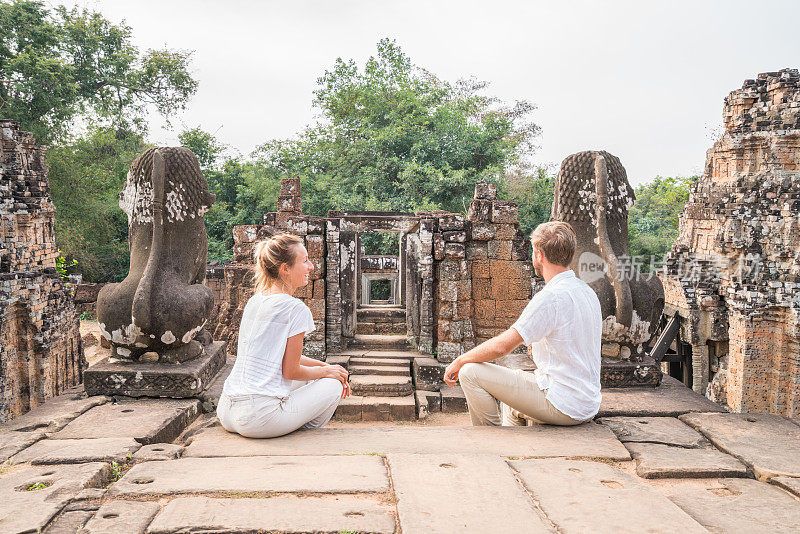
top-left (217, 378), bottom-right (343, 438)
top-left (458, 362), bottom-right (582, 426)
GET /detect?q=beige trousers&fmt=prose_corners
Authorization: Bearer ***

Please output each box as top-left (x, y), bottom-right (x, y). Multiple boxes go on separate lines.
top-left (458, 362), bottom-right (582, 426)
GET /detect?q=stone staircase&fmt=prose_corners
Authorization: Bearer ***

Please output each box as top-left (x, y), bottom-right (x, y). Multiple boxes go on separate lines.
top-left (355, 307), bottom-right (407, 335)
top-left (330, 334), bottom-right (467, 421)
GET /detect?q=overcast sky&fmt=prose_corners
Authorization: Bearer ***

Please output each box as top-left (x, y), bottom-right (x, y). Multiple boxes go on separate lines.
top-left (59, 0), bottom-right (800, 185)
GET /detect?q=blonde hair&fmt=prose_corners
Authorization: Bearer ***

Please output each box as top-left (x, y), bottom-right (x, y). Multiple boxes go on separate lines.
top-left (530, 221), bottom-right (577, 267)
top-left (253, 233), bottom-right (304, 293)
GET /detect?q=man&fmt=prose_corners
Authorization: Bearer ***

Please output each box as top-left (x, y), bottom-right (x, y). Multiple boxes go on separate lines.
top-left (443, 221), bottom-right (602, 426)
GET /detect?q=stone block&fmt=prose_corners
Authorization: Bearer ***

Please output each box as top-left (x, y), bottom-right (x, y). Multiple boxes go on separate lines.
top-left (679, 412), bottom-right (800, 480)
top-left (489, 259), bottom-right (531, 280)
top-left (467, 199), bottom-right (492, 222)
top-left (276, 194), bottom-right (301, 212)
top-left (438, 213), bottom-right (465, 231)
top-left (433, 233), bottom-right (445, 260)
top-left (417, 389), bottom-right (441, 413)
top-left (332, 396), bottom-right (363, 421)
top-left (664, 478), bottom-right (800, 533)
top-left (466, 242), bottom-right (488, 260)
top-left (439, 280), bottom-right (471, 302)
top-left (306, 298), bottom-right (325, 321)
top-left (510, 458), bottom-right (706, 532)
top-left (443, 230), bottom-right (466, 243)
top-left (436, 341), bottom-right (462, 363)
top-left (511, 238), bottom-right (530, 260)
top-left (109, 456), bottom-right (389, 496)
top-left (441, 385), bottom-right (468, 412)
top-left (488, 239), bottom-right (513, 260)
top-left (84, 342), bottom-right (227, 398)
top-left (470, 222), bottom-right (495, 241)
top-left (444, 242), bottom-right (465, 259)
top-left (360, 395), bottom-right (416, 421)
top-left (437, 259), bottom-right (467, 281)
top-left (389, 454), bottom-right (549, 533)
top-left (598, 416), bottom-right (706, 447)
top-left (9, 437), bottom-right (141, 465)
top-left (626, 442), bottom-right (748, 479)
top-left (494, 299), bottom-right (528, 319)
top-left (305, 234), bottom-right (324, 256)
top-left (494, 223), bottom-right (517, 240)
top-left (470, 259), bottom-right (491, 279)
top-left (453, 300), bottom-right (472, 321)
top-left (231, 225), bottom-right (260, 244)
top-left (491, 278), bottom-right (531, 300)
top-left (472, 299), bottom-right (496, 321)
top-left (412, 357), bottom-right (444, 392)
top-left (474, 182), bottom-right (497, 199)
top-left (183, 422), bottom-right (631, 459)
top-left (491, 200), bottom-right (518, 223)
top-left (81, 500), bottom-right (160, 534)
top-left (53, 399), bottom-right (201, 445)
top-left (132, 443), bottom-right (183, 462)
top-left (146, 496), bottom-right (396, 534)
top-left (0, 462), bottom-right (109, 533)
top-left (306, 216), bottom-right (325, 234)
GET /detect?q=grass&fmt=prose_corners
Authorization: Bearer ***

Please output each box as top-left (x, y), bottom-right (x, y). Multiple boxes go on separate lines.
top-left (25, 481), bottom-right (53, 491)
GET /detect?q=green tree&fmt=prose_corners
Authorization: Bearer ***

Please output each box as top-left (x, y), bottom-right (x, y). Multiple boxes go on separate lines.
top-left (46, 126), bottom-right (149, 281)
top-left (0, 0), bottom-right (196, 144)
top-left (500, 167), bottom-right (555, 237)
top-left (628, 175), bottom-right (697, 270)
top-left (253, 38), bottom-right (540, 217)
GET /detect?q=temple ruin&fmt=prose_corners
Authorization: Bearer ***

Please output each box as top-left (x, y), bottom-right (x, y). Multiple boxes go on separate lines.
top-left (0, 120), bottom-right (83, 422)
top-left (663, 69), bottom-right (800, 417)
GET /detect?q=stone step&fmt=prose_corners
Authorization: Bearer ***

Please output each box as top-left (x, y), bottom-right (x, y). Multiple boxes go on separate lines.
top-left (333, 395), bottom-right (416, 421)
top-left (349, 375), bottom-right (413, 397)
top-left (350, 334), bottom-right (410, 350)
top-left (349, 365), bottom-right (410, 377)
top-left (349, 357), bottom-right (412, 367)
top-left (357, 307), bottom-right (406, 321)
top-left (356, 322), bottom-right (407, 335)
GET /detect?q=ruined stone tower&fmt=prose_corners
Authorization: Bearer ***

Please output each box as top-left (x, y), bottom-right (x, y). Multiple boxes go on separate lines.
top-left (663, 69), bottom-right (800, 416)
top-left (0, 120), bottom-right (83, 422)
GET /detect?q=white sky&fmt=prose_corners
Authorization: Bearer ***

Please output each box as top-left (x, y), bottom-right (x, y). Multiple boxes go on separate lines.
top-left (58, 0), bottom-right (800, 185)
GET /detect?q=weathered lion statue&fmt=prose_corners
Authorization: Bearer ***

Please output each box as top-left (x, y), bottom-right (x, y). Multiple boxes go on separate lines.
top-left (552, 150), bottom-right (664, 384)
top-left (96, 147), bottom-right (216, 363)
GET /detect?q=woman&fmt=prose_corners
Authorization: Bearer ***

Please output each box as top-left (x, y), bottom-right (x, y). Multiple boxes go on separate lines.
top-left (217, 233), bottom-right (350, 438)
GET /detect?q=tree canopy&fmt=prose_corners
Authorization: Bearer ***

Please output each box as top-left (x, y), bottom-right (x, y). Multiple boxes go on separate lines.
top-left (0, 0), bottom-right (196, 143)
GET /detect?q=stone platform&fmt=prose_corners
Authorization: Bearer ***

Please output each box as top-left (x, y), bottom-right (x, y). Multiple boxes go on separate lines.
top-left (84, 341), bottom-right (227, 398)
top-left (2, 376), bottom-right (800, 533)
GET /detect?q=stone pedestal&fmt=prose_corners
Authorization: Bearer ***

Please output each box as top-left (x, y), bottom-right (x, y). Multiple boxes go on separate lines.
top-left (601, 356), bottom-right (662, 388)
top-left (84, 341), bottom-right (227, 398)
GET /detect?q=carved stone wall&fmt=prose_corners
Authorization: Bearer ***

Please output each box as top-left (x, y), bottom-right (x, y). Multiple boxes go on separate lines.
top-left (0, 120), bottom-right (83, 422)
top-left (663, 69), bottom-right (800, 416)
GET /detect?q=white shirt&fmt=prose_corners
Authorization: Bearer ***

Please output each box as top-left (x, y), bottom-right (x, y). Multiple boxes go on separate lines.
top-left (223, 293), bottom-right (315, 398)
top-left (511, 270), bottom-right (602, 421)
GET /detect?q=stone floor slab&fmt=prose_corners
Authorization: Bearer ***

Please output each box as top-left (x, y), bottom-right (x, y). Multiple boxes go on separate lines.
top-left (598, 376), bottom-right (726, 417)
top-left (598, 416), bottom-right (707, 447)
top-left (0, 429), bottom-right (46, 463)
top-left (389, 454), bottom-right (551, 533)
top-left (81, 500), bottom-right (160, 534)
top-left (680, 412), bottom-right (800, 480)
top-left (108, 456), bottom-right (388, 496)
top-left (44, 510), bottom-right (93, 533)
top-left (626, 442), bottom-right (748, 478)
top-left (145, 495), bottom-right (396, 534)
top-left (0, 462), bottom-right (108, 533)
top-left (663, 478), bottom-right (800, 533)
top-left (0, 388), bottom-right (109, 434)
top-left (10, 438), bottom-right (141, 465)
top-left (771, 476), bottom-right (800, 498)
top-left (53, 399), bottom-right (200, 445)
top-left (510, 458), bottom-right (706, 533)
top-left (184, 423), bottom-right (631, 460)
top-left (132, 443), bottom-right (183, 462)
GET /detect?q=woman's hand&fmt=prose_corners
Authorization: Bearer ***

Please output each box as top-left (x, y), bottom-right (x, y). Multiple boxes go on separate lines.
top-left (322, 364), bottom-right (350, 398)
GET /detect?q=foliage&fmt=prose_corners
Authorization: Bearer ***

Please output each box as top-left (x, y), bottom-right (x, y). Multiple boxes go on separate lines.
top-left (24, 481), bottom-right (52, 490)
top-left (500, 167), bottom-right (555, 238)
top-left (0, 0), bottom-right (197, 144)
top-left (252, 38), bottom-right (540, 217)
top-left (628, 175), bottom-right (697, 270)
top-left (55, 249), bottom-right (77, 280)
top-left (46, 125), bottom-right (149, 282)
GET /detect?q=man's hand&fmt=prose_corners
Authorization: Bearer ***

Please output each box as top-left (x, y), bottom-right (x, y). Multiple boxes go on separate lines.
top-left (443, 358), bottom-right (463, 388)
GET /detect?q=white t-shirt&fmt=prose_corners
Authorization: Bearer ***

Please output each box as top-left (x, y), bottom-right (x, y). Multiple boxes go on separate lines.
top-left (511, 270), bottom-right (602, 421)
top-left (223, 292), bottom-right (315, 398)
